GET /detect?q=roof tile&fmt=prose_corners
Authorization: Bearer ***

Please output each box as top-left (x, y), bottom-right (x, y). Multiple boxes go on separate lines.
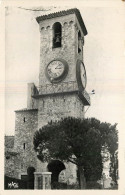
top-left (36, 8), bottom-right (87, 36)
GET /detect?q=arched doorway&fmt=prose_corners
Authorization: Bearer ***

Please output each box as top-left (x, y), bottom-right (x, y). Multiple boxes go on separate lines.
top-left (27, 166), bottom-right (35, 189)
top-left (47, 160), bottom-right (65, 184)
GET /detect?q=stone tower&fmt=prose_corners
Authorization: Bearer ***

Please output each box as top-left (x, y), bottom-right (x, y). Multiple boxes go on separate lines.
top-left (6, 8), bottom-right (90, 186)
top-left (34, 8), bottom-right (90, 129)
top-left (33, 8), bottom-right (90, 184)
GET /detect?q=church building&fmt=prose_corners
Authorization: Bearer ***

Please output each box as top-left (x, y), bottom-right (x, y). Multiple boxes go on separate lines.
top-left (5, 8), bottom-right (90, 188)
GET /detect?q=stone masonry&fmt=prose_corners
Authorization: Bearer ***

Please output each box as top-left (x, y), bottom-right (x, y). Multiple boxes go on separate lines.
top-left (14, 109), bottom-right (38, 178)
top-left (35, 8), bottom-right (88, 183)
top-left (38, 94), bottom-right (85, 129)
top-left (5, 8), bottom-right (90, 186)
top-left (38, 13), bottom-right (84, 87)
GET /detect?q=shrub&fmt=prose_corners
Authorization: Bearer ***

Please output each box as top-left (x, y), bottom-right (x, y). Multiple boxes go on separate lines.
top-left (51, 182), bottom-right (67, 189)
top-left (86, 181), bottom-right (102, 189)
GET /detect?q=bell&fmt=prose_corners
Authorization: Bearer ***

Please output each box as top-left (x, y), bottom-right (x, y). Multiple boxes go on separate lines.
top-left (55, 36), bottom-right (60, 43)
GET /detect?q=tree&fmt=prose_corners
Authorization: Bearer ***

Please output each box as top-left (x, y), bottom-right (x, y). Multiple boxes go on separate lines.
top-left (99, 122), bottom-right (118, 185)
top-left (33, 117), bottom-right (118, 189)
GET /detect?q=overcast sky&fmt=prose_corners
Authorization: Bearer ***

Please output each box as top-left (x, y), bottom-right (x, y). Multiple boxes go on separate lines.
top-left (5, 3), bottom-right (125, 136)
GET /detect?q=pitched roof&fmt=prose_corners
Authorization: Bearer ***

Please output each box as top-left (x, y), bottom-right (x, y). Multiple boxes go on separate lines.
top-left (36, 8), bottom-right (87, 36)
top-left (5, 136), bottom-right (14, 148)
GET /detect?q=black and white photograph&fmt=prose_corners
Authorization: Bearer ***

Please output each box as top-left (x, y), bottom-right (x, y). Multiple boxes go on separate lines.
top-left (2, 0), bottom-right (125, 192)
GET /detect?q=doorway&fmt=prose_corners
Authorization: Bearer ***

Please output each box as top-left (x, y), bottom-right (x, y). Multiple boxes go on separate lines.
top-left (47, 160), bottom-right (65, 184)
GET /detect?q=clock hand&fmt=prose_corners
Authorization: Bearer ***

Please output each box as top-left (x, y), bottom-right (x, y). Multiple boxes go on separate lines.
top-left (55, 64), bottom-right (62, 69)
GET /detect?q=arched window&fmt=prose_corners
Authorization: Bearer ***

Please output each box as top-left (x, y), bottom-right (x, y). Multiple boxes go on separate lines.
top-left (78, 31), bottom-right (82, 53)
top-left (53, 22), bottom-right (62, 48)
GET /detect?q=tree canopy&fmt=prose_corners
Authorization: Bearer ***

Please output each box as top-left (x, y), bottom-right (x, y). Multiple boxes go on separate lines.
top-left (33, 117), bottom-right (118, 188)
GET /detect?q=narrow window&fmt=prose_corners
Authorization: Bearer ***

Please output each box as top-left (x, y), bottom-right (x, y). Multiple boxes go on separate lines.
top-left (21, 164), bottom-right (24, 169)
top-left (6, 156), bottom-right (10, 160)
top-left (23, 143), bottom-right (26, 150)
top-left (78, 31), bottom-right (82, 53)
top-left (53, 22), bottom-right (62, 48)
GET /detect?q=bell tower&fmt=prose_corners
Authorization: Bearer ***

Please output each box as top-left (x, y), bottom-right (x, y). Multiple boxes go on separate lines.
top-left (6, 8), bottom-right (91, 184)
top-left (33, 8), bottom-right (90, 129)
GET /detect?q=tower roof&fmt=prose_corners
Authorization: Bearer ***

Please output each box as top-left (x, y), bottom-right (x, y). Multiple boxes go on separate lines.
top-left (36, 8), bottom-right (87, 36)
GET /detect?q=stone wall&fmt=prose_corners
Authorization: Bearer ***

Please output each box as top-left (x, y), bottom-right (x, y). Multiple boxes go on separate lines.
top-left (37, 92), bottom-right (84, 184)
top-left (38, 13), bottom-right (84, 87)
top-left (14, 109), bottom-right (38, 178)
top-left (5, 10), bottom-right (87, 184)
top-left (5, 152), bottom-right (21, 178)
top-left (64, 162), bottom-right (78, 184)
top-left (38, 93), bottom-right (84, 129)
top-left (27, 83), bottom-right (38, 109)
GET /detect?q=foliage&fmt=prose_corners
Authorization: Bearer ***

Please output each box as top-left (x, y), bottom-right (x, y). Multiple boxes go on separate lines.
top-left (109, 183), bottom-right (118, 190)
top-left (51, 182), bottom-right (80, 189)
top-left (51, 182), bottom-right (67, 189)
top-left (99, 122), bottom-right (118, 184)
top-left (33, 117), bottom-right (118, 187)
top-left (84, 118), bottom-right (118, 184)
top-left (109, 150), bottom-right (118, 184)
top-left (86, 181), bottom-right (102, 189)
top-left (67, 183), bottom-right (80, 189)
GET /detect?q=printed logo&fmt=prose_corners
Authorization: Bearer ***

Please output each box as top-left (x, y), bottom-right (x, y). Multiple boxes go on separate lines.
top-left (8, 182), bottom-right (19, 189)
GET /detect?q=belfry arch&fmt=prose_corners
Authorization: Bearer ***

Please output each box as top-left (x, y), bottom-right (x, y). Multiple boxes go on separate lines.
top-left (53, 22), bottom-right (62, 48)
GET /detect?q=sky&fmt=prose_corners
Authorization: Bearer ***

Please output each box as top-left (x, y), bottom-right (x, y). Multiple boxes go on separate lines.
top-left (5, 3), bottom-right (125, 138)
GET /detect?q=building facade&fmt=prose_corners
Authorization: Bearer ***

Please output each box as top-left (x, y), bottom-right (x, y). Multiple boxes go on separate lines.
top-left (5, 8), bottom-right (90, 186)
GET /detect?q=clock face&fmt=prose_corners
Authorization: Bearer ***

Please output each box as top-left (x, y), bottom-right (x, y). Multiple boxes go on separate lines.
top-left (46, 59), bottom-right (68, 83)
top-left (76, 60), bottom-right (87, 90)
